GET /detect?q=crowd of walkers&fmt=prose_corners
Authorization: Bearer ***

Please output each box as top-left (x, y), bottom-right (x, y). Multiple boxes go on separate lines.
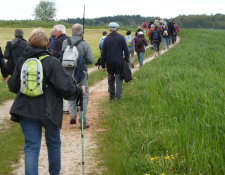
top-left (0, 19), bottom-right (179, 174)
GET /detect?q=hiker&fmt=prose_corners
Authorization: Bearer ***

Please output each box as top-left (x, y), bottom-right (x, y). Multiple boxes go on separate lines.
top-left (51, 24), bottom-right (70, 114)
top-left (147, 24), bottom-right (155, 45)
top-left (168, 21), bottom-right (175, 45)
top-left (3, 29), bottom-right (27, 75)
top-left (135, 26), bottom-right (144, 36)
top-left (162, 25), bottom-right (170, 49)
top-left (0, 47), bottom-right (8, 83)
top-left (142, 20), bottom-right (148, 33)
top-left (99, 31), bottom-right (107, 51)
top-left (62, 23), bottom-right (94, 128)
top-left (132, 31), bottom-right (148, 67)
top-left (7, 27), bottom-right (85, 175)
top-left (173, 21), bottom-right (180, 43)
top-left (151, 25), bottom-right (162, 57)
top-left (48, 29), bottom-right (56, 53)
top-left (158, 22), bottom-right (164, 40)
top-left (100, 22), bottom-right (129, 101)
top-left (125, 31), bottom-right (135, 68)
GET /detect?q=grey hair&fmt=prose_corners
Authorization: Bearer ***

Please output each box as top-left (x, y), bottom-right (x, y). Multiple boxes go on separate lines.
top-left (109, 28), bottom-right (117, 32)
top-left (71, 23), bottom-right (83, 36)
top-left (50, 29), bottom-right (54, 34)
top-left (54, 25), bottom-right (66, 34)
top-left (14, 29), bottom-right (24, 38)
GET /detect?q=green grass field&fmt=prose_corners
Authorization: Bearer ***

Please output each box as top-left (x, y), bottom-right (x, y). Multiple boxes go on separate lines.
top-left (98, 29), bottom-right (225, 174)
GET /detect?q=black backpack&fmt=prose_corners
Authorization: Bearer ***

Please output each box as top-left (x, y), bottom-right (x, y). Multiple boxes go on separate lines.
top-left (153, 31), bottom-right (159, 40)
top-left (136, 38), bottom-right (143, 48)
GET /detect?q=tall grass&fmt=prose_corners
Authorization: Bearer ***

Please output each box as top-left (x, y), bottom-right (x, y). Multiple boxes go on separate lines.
top-left (98, 29), bottom-right (225, 174)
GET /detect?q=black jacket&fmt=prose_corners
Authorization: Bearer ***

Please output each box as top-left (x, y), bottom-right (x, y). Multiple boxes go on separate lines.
top-left (100, 32), bottom-right (129, 70)
top-left (8, 46), bottom-right (82, 128)
top-left (51, 34), bottom-right (70, 58)
top-left (0, 46), bottom-right (8, 78)
top-left (168, 23), bottom-right (175, 35)
top-left (135, 29), bottom-right (144, 36)
top-left (4, 38), bottom-right (27, 69)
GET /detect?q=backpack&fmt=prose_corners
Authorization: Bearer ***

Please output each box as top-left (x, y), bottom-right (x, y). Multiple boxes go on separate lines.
top-left (20, 55), bottom-right (49, 97)
top-left (136, 38), bottom-right (143, 48)
top-left (163, 30), bottom-right (168, 36)
top-left (62, 39), bottom-right (83, 68)
top-left (99, 37), bottom-right (105, 49)
top-left (153, 31), bottom-right (159, 40)
top-left (144, 23), bottom-right (147, 28)
top-left (126, 37), bottom-right (132, 47)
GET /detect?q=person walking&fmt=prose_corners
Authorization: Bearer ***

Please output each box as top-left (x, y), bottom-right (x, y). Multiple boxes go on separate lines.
top-left (4, 29), bottom-right (27, 75)
top-left (151, 25), bottom-right (162, 57)
top-left (98, 31), bottom-right (107, 51)
top-left (132, 31), bottom-right (148, 67)
top-left (62, 23), bottom-right (94, 128)
top-left (173, 21), bottom-right (180, 43)
top-left (7, 27), bottom-right (85, 175)
top-left (125, 31), bottom-right (135, 68)
top-left (100, 22), bottom-right (129, 101)
top-left (48, 29), bottom-right (56, 53)
top-left (162, 25), bottom-right (170, 49)
top-left (168, 20), bottom-right (175, 45)
top-left (142, 20), bottom-right (148, 33)
top-left (51, 24), bottom-right (70, 114)
top-left (135, 26), bottom-right (144, 36)
top-left (0, 47), bottom-right (8, 83)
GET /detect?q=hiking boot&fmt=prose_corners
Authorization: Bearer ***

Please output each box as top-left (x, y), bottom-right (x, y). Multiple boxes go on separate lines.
top-left (80, 122), bottom-right (90, 129)
top-left (164, 46), bottom-right (166, 50)
top-left (167, 46), bottom-right (169, 49)
top-left (70, 115), bottom-right (77, 124)
top-left (155, 54), bottom-right (157, 58)
top-left (131, 63), bottom-right (134, 68)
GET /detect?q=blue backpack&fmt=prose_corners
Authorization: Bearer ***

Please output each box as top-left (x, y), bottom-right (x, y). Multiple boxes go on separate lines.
top-left (99, 37), bottom-right (105, 49)
top-left (153, 30), bottom-right (159, 40)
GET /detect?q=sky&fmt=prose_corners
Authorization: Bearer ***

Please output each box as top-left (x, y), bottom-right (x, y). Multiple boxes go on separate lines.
top-left (0, 0), bottom-right (224, 20)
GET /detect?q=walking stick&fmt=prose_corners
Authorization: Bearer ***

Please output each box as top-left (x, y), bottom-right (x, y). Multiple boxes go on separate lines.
top-left (80, 94), bottom-right (85, 175)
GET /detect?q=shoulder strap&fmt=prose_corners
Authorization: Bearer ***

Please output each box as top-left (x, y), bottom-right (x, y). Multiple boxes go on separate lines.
top-left (67, 39), bottom-right (72, 46)
top-left (39, 55), bottom-right (49, 61)
top-left (74, 40), bottom-right (83, 47)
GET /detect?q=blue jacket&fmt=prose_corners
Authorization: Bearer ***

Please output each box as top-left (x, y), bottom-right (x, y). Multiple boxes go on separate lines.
top-left (101, 31), bottom-right (129, 68)
top-left (49, 35), bottom-right (56, 52)
top-left (125, 35), bottom-right (134, 50)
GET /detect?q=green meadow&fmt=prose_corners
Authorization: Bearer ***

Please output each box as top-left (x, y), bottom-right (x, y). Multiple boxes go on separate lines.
top-left (98, 29), bottom-right (225, 174)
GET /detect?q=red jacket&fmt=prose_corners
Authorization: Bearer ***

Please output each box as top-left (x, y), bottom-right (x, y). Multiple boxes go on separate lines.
top-left (132, 34), bottom-right (148, 52)
top-left (142, 22), bottom-right (147, 29)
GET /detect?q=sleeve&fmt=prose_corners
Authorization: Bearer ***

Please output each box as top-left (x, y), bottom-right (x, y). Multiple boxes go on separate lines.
top-left (147, 29), bottom-right (151, 36)
top-left (7, 60), bottom-right (21, 93)
top-left (4, 42), bottom-right (10, 60)
top-left (158, 31), bottom-right (161, 42)
top-left (100, 40), bottom-right (106, 68)
top-left (82, 42), bottom-right (94, 64)
top-left (123, 38), bottom-right (129, 63)
top-left (48, 60), bottom-right (83, 100)
top-left (0, 58), bottom-right (8, 78)
top-left (144, 38), bottom-right (148, 46)
top-left (132, 37), bottom-right (136, 46)
top-left (51, 40), bottom-right (61, 58)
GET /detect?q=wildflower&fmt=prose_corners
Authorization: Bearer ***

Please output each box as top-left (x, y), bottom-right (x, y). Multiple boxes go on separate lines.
top-left (145, 174), bottom-right (150, 175)
top-left (151, 158), bottom-right (155, 161)
top-left (146, 154), bottom-right (149, 157)
top-left (96, 161), bottom-right (100, 165)
top-left (162, 173), bottom-right (165, 175)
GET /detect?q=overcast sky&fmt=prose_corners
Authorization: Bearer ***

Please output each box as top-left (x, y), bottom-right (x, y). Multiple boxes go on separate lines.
top-left (0, 0), bottom-right (224, 20)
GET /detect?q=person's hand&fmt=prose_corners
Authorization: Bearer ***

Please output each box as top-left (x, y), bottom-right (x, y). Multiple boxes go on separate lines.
top-left (81, 85), bottom-right (85, 95)
top-left (102, 68), bottom-right (105, 72)
top-left (2, 77), bottom-right (7, 83)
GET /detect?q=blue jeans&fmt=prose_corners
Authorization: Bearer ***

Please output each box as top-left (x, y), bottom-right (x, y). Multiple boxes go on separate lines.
top-left (20, 117), bottom-right (61, 175)
top-left (163, 37), bottom-right (170, 47)
top-left (136, 52), bottom-right (144, 66)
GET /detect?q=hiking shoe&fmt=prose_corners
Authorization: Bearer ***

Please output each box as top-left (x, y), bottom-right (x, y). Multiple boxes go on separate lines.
top-left (131, 63), bottom-right (134, 68)
top-left (164, 46), bottom-right (166, 50)
top-left (70, 115), bottom-right (77, 124)
top-left (155, 54), bottom-right (157, 58)
top-left (80, 122), bottom-right (90, 129)
top-left (167, 46), bottom-right (169, 49)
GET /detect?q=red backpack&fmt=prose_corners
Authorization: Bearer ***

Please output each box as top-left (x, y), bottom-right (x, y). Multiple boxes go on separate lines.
top-left (158, 25), bottom-right (162, 31)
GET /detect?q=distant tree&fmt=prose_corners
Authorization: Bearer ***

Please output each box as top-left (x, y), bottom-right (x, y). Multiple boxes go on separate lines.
top-left (33, 0), bottom-right (57, 21)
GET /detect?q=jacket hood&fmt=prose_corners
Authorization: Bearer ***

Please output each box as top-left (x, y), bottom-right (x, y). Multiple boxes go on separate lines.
top-left (137, 34), bottom-right (144, 37)
top-left (23, 46), bottom-right (50, 58)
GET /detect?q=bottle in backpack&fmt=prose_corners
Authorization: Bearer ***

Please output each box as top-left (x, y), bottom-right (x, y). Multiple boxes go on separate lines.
top-left (20, 55), bottom-right (49, 97)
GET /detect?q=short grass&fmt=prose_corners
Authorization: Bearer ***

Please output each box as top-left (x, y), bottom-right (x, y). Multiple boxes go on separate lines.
top-left (98, 29), bottom-right (225, 175)
top-left (0, 120), bottom-right (24, 174)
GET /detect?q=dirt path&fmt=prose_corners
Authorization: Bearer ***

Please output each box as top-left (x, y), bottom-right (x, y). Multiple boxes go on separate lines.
top-left (1, 38), bottom-right (180, 174)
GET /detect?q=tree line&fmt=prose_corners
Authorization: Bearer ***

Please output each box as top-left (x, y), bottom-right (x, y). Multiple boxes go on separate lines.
top-left (60, 14), bottom-right (225, 29)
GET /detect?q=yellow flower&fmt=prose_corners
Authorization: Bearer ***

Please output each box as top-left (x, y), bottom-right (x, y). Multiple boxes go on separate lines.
top-left (162, 173), bottom-right (165, 175)
top-left (145, 174), bottom-right (150, 175)
top-left (96, 161), bottom-right (100, 165)
top-left (151, 158), bottom-right (155, 161)
top-left (146, 154), bottom-right (149, 157)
